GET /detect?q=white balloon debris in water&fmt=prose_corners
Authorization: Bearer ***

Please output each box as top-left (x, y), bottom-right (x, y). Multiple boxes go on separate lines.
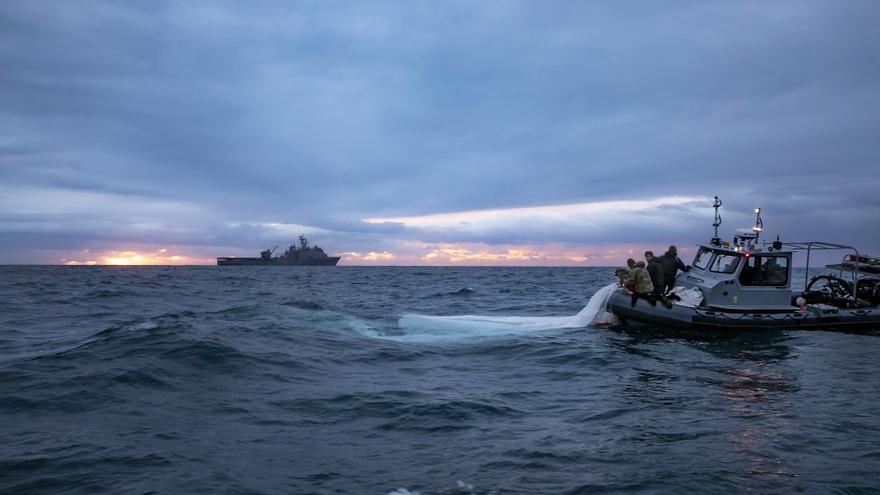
top-left (382, 284), bottom-right (620, 343)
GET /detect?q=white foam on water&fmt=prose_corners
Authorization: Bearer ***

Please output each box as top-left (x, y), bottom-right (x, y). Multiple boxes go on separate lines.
top-left (278, 304), bottom-right (378, 337)
top-left (387, 489), bottom-right (420, 495)
top-left (387, 284), bottom-right (619, 343)
top-left (128, 321), bottom-right (159, 331)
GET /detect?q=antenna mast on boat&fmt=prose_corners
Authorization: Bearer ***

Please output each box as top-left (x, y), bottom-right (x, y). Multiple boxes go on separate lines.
top-left (752, 207), bottom-right (763, 244)
top-left (711, 196), bottom-right (723, 246)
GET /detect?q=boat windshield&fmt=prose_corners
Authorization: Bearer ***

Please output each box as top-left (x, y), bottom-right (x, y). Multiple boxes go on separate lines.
top-left (709, 253), bottom-right (740, 274)
top-left (692, 248), bottom-right (713, 270)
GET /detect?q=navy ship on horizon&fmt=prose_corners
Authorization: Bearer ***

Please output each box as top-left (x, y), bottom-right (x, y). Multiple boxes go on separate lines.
top-left (217, 235), bottom-right (341, 266)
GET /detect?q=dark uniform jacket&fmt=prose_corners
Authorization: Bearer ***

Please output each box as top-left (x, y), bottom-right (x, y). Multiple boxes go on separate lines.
top-left (646, 257), bottom-right (664, 292)
top-left (659, 251), bottom-right (688, 289)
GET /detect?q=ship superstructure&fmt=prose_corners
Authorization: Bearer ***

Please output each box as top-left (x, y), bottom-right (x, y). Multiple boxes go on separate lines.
top-left (217, 235), bottom-right (341, 266)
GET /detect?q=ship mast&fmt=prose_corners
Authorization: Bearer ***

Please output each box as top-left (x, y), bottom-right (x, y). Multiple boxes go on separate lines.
top-left (711, 196), bottom-right (723, 246)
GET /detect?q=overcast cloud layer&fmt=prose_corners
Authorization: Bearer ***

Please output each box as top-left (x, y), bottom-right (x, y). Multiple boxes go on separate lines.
top-left (1, 1), bottom-right (878, 265)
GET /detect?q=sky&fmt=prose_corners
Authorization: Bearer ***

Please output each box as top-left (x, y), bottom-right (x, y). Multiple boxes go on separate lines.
top-left (1, 1), bottom-right (878, 266)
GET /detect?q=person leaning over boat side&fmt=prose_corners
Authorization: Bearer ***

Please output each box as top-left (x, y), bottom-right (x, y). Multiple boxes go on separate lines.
top-left (659, 245), bottom-right (689, 294)
top-left (629, 261), bottom-right (657, 307)
top-left (615, 258), bottom-right (637, 290)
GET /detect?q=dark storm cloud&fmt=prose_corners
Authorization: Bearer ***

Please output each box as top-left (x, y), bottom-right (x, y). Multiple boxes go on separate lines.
top-left (1, 0), bottom-right (878, 263)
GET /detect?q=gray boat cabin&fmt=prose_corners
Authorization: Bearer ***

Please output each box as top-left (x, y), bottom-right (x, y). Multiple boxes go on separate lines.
top-left (672, 201), bottom-right (793, 311)
top-left (674, 197), bottom-right (876, 312)
top-left (676, 243), bottom-right (793, 311)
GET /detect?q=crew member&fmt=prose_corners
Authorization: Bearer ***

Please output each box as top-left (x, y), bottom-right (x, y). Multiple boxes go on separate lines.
top-left (659, 245), bottom-right (689, 294)
top-left (625, 258), bottom-right (637, 291)
top-left (645, 251), bottom-right (663, 295)
top-left (646, 251), bottom-right (673, 308)
top-left (629, 260), bottom-right (656, 307)
top-left (614, 258), bottom-right (638, 290)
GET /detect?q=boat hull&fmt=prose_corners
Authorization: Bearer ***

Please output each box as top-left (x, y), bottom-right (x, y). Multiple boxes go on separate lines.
top-left (216, 257), bottom-right (340, 266)
top-left (607, 289), bottom-right (880, 332)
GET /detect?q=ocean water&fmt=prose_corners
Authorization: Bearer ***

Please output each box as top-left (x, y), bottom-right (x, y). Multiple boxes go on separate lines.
top-left (1, 266), bottom-right (879, 494)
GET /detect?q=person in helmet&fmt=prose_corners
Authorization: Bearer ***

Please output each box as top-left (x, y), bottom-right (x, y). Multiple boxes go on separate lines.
top-left (616, 258), bottom-right (637, 290)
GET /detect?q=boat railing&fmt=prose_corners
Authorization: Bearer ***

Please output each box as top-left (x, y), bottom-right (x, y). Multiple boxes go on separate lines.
top-left (774, 241), bottom-right (861, 299)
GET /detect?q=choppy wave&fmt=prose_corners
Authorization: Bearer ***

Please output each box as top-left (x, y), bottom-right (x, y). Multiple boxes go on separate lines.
top-left (1, 266), bottom-right (878, 494)
top-left (427, 287), bottom-right (476, 298)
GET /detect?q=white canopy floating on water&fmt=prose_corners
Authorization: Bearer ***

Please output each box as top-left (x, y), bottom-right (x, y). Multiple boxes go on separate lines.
top-left (388, 284), bottom-right (620, 343)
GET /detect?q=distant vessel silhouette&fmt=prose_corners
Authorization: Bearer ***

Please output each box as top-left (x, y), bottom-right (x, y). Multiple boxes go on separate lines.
top-left (217, 235), bottom-right (340, 266)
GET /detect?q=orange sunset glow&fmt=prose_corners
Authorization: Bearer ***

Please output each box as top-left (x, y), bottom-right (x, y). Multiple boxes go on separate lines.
top-left (62, 248), bottom-right (214, 266)
top-left (340, 243), bottom-right (691, 266)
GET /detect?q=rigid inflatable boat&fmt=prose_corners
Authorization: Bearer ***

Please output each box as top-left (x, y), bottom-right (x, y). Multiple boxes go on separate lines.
top-left (608, 198), bottom-right (880, 332)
